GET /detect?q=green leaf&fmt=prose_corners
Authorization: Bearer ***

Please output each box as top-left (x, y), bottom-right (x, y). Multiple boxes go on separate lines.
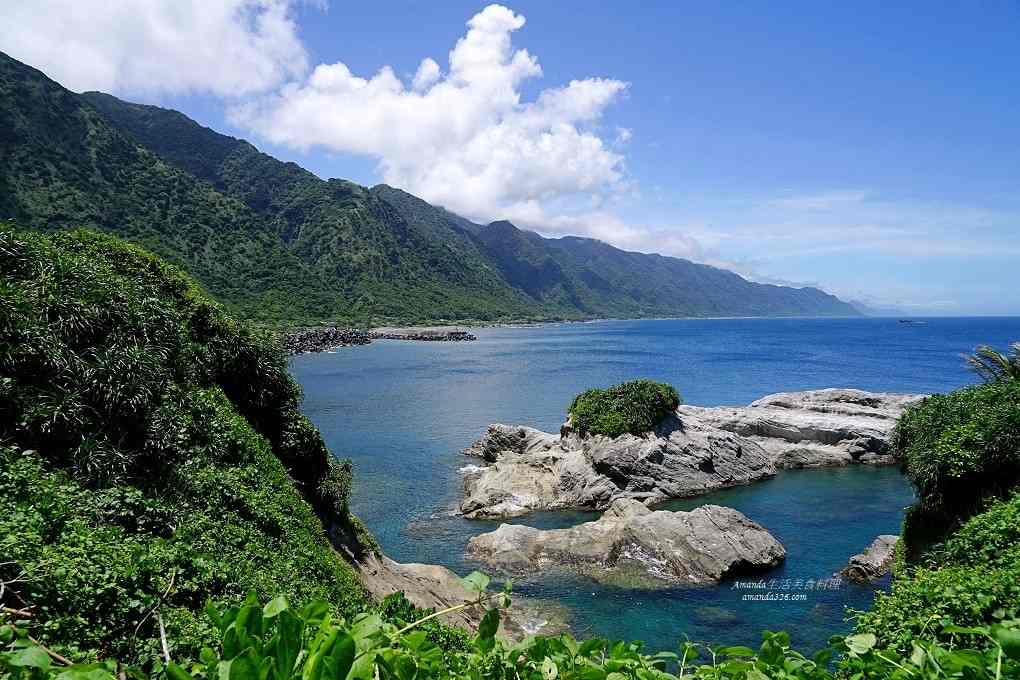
top-left (166, 662), bottom-right (195, 680)
top-left (845, 633), bottom-right (877, 655)
top-left (717, 646), bottom-right (755, 657)
top-left (994, 627), bottom-right (1020, 660)
top-left (477, 608), bottom-right (500, 641)
top-left (7, 646), bottom-right (51, 670)
top-left (459, 571), bottom-right (490, 594)
top-left (324, 634), bottom-right (355, 680)
top-left (228, 650), bottom-right (260, 680)
top-left (263, 596), bottom-right (289, 619)
top-left (541, 657), bottom-right (558, 680)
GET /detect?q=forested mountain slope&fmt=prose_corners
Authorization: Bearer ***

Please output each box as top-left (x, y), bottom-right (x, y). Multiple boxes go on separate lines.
top-left (2, 51), bottom-right (858, 324)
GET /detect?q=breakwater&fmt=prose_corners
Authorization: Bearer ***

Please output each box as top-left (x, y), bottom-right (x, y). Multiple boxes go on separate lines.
top-left (283, 326), bottom-right (476, 355)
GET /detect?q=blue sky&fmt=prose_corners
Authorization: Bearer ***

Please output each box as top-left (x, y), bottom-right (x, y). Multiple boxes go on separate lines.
top-left (3, 1), bottom-right (1018, 313)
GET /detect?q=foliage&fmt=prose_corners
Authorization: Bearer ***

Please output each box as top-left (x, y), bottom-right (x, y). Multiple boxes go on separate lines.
top-left (936, 490), bottom-right (1020, 568)
top-left (893, 379), bottom-right (1020, 519)
top-left (855, 557), bottom-right (1020, 652)
top-left (965, 342), bottom-right (1020, 383)
top-left (569, 380), bottom-right (681, 438)
top-left (0, 227), bottom-right (370, 667)
top-left (4, 596), bottom-right (1020, 680)
top-left (855, 372), bottom-right (1020, 665)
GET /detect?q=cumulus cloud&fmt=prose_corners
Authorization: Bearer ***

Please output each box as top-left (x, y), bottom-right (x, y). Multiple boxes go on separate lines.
top-left (0, 0), bottom-right (308, 96)
top-left (231, 4), bottom-right (629, 224)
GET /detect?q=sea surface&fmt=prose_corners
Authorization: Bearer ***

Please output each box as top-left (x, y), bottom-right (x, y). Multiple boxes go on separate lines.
top-left (290, 316), bottom-right (1020, 653)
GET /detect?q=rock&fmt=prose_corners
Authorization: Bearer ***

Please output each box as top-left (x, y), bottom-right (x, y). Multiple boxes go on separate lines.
top-left (466, 500), bottom-right (785, 586)
top-left (369, 326), bottom-right (476, 341)
top-left (281, 326), bottom-right (371, 355)
top-left (459, 389), bottom-right (922, 519)
top-left (677, 389), bottom-right (925, 469)
top-left (841, 535), bottom-right (898, 582)
top-left (354, 552), bottom-right (567, 639)
top-left (459, 418), bottom-right (776, 519)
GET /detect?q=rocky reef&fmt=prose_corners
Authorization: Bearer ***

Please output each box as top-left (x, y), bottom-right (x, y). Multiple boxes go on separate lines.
top-left (841, 535), bottom-right (899, 582)
top-left (677, 389), bottom-right (924, 468)
top-left (459, 389), bottom-right (921, 519)
top-left (466, 499), bottom-right (785, 586)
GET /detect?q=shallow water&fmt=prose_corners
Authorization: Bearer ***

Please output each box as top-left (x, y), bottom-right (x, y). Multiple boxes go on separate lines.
top-left (291, 316), bottom-right (1020, 652)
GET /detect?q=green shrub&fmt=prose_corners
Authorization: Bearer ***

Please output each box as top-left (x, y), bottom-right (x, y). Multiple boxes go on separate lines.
top-left (894, 379), bottom-right (1020, 519)
top-left (855, 559), bottom-right (1020, 653)
top-left (568, 380), bottom-right (680, 438)
top-left (0, 227), bottom-right (371, 667)
top-left (935, 490), bottom-right (1020, 568)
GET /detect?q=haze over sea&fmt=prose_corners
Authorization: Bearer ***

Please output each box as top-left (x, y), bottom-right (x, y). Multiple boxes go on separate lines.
top-left (291, 316), bottom-right (1020, 652)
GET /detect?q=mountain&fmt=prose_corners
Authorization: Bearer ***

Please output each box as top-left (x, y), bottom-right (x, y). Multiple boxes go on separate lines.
top-left (1, 51), bottom-right (859, 324)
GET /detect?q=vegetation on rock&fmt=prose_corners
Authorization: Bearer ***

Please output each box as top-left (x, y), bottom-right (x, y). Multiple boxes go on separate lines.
top-left (569, 380), bottom-right (681, 438)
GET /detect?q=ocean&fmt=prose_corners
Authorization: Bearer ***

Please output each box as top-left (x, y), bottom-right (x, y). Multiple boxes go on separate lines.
top-left (290, 316), bottom-right (1020, 652)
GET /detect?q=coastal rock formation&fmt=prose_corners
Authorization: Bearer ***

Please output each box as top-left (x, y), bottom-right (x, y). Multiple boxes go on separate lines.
top-left (677, 389), bottom-right (925, 469)
top-left (282, 327), bottom-right (371, 355)
top-left (841, 535), bottom-right (899, 582)
top-left (459, 389), bottom-right (921, 519)
top-left (466, 499), bottom-right (785, 586)
top-left (459, 416), bottom-right (776, 519)
top-left (356, 553), bottom-right (568, 639)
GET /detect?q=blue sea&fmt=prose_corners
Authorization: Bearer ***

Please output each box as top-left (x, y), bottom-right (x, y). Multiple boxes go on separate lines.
top-left (290, 316), bottom-right (1020, 653)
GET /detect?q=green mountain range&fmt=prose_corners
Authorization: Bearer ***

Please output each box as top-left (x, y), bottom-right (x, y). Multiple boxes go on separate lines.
top-left (0, 51), bottom-right (859, 325)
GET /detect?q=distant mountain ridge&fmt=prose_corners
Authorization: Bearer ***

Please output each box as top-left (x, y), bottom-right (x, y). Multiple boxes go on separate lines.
top-left (0, 51), bottom-right (859, 323)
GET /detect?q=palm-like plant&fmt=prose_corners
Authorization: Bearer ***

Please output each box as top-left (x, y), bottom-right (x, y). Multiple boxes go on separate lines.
top-left (964, 342), bottom-right (1020, 382)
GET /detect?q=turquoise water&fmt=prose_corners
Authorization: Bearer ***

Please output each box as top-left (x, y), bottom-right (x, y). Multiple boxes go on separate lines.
top-left (290, 316), bottom-right (1020, 652)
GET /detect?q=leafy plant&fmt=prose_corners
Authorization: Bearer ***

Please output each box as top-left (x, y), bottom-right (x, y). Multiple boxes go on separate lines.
top-left (965, 342), bottom-right (1020, 383)
top-left (893, 379), bottom-right (1020, 519)
top-left (568, 380), bottom-right (681, 438)
top-left (4, 594), bottom-right (1019, 680)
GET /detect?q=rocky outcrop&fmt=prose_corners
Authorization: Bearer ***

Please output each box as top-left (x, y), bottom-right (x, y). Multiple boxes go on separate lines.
top-left (677, 389), bottom-right (924, 469)
top-left (459, 389), bottom-right (921, 519)
top-left (841, 535), bottom-right (898, 582)
top-left (459, 416), bottom-right (776, 519)
top-left (355, 553), bottom-right (568, 639)
top-left (466, 499), bottom-right (785, 586)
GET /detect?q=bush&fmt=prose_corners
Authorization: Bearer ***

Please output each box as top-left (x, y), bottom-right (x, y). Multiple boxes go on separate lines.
top-left (855, 559), bottom-right (1020, 653)
top-left (936, 490), bottom-right (1020, 568)
top-left (894, 379), bottom-right (1020, 518)
top-left (568, 380), bottom-right (680, 438)
top-left (0, 227), bottom-right (370, 667)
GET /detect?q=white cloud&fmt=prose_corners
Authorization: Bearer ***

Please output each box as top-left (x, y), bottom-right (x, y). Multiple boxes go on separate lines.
top-left (0, 0), bottom-right (309, 96)
top-left (231, 4), bottom-right (629, 224)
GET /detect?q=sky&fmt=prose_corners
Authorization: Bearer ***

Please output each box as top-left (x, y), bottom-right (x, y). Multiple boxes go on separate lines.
top-left (2, 1), bottom-right (1018, 314)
